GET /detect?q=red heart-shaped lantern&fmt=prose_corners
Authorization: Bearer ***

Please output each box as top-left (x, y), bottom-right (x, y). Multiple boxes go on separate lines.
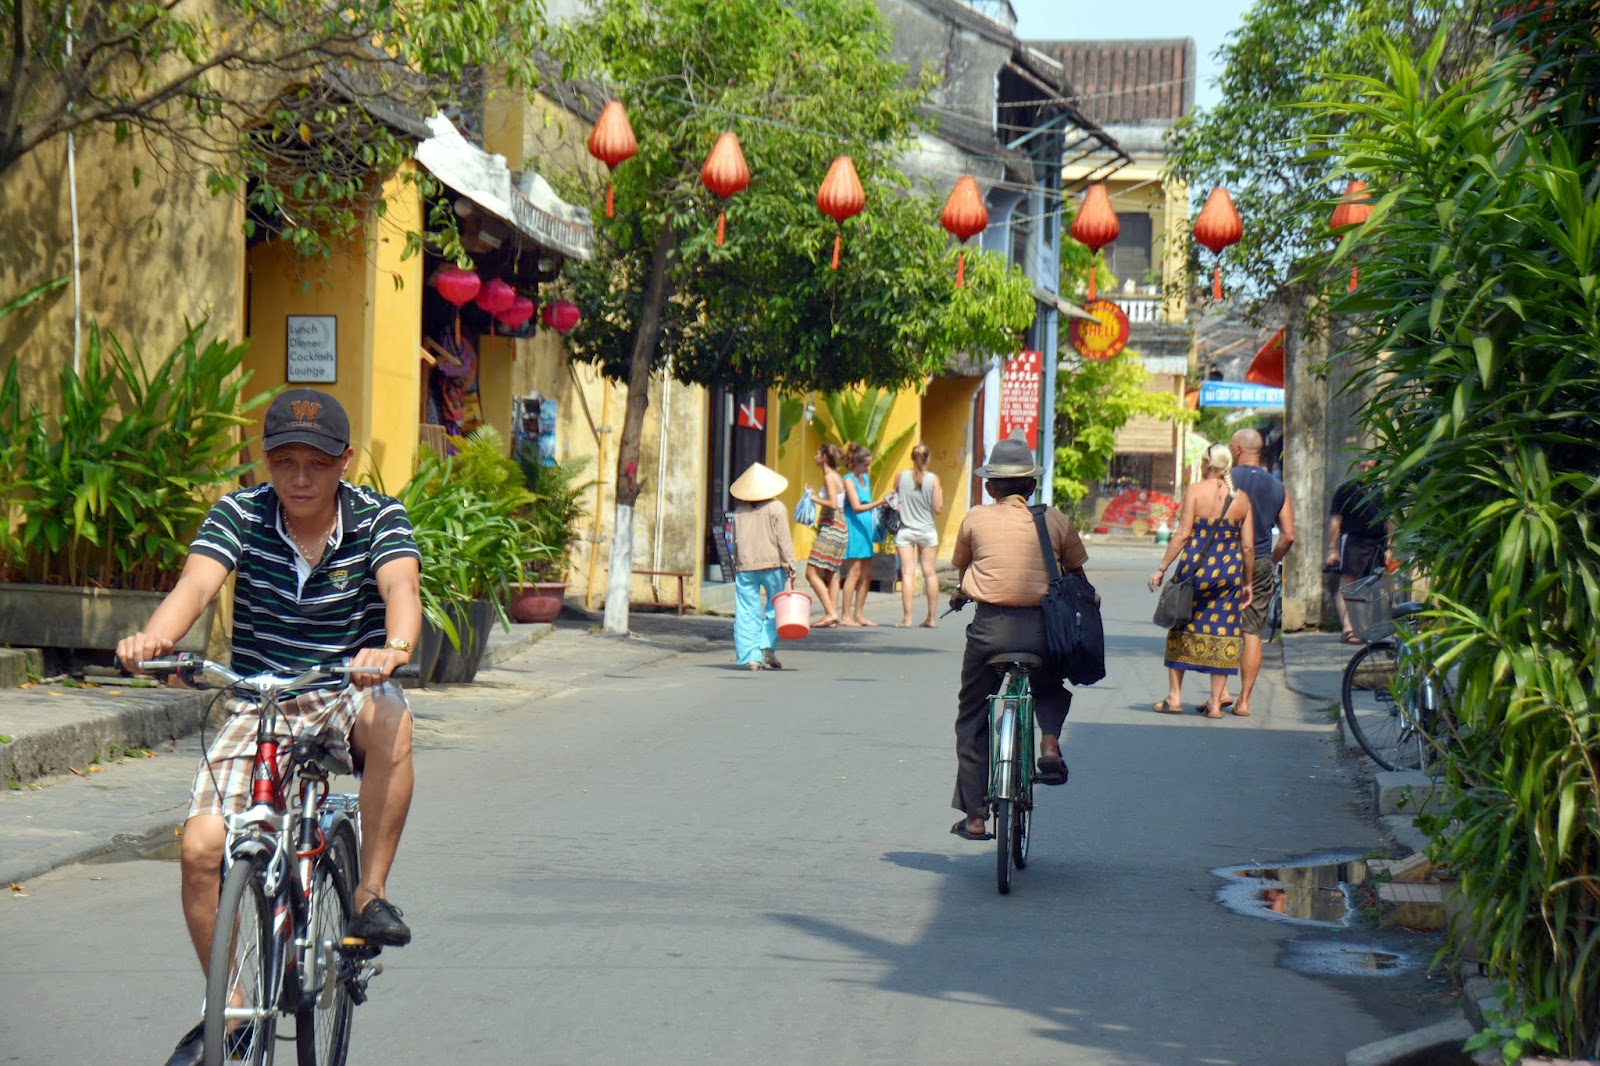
top-left (433, 265), bottom-right (481, 345)
top-left (540, 300), bottom-right (580, 335)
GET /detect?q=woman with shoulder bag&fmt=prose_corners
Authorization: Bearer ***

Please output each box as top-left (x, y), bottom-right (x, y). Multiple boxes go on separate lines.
top-left (893, 443), bottom-right (944, 628)
top-left (1147, 443), bottom-right (1254, 718)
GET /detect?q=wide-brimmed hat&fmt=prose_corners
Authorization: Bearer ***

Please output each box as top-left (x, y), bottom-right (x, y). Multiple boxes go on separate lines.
top-left (729, 462), bottom-right (789, 502)
top-left (973, 432), bottom-right (1041, 478)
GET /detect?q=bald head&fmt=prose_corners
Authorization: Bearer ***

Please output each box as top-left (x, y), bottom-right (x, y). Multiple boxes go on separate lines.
top-left (1230, 429), bottom-right (1264, 463)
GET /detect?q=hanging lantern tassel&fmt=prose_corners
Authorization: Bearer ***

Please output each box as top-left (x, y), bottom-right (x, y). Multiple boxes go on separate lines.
top-left (587, 101), bottom-right (639, 219)
top-left (817, 156), bottom-right (865, 271)
top-left (432, 264), bottom-right (481, 348)
top-left (700, 132), bottom-right (751, 247)
top-left (940, 176), bottom-right (989, 288)
top-left (1193, 186), bottom-right (1243, 303)
top-left (1070, 184), bottom-right (1119, 302)
top-left (1329, 179), bottom-right (1372, 293)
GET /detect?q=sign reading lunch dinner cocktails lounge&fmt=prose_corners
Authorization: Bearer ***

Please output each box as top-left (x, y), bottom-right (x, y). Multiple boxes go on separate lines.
top-left (286, 315), bottom-right (337, 383)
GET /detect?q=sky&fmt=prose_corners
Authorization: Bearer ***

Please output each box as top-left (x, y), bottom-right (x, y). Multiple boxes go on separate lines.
top-left (1008, 0), bottom-right (1257, 111)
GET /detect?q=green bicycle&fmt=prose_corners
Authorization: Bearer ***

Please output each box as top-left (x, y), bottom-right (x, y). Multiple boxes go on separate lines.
top-left (987, 652), bottom-right (1037, 895)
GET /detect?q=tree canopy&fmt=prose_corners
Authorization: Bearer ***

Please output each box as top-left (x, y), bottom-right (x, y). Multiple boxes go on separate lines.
top-left (547, 0), bottom-right (1035, 396)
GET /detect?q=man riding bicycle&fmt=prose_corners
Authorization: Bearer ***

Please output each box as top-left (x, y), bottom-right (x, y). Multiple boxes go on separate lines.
top-left (116, 389), bottom-right (421, 1066)
top-left (948, 432), bottom-right (1090, 841)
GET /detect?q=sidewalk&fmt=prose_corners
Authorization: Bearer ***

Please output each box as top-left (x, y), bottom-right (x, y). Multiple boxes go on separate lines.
top-left (0, 611), bottom-right (731, 886)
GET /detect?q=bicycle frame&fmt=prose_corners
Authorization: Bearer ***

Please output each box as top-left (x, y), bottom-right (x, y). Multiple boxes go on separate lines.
top-left (988, 670), bottom-right (1034, 804)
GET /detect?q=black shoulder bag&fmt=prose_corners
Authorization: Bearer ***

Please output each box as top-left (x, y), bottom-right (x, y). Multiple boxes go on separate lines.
top-left (1029, 505), bottom-right (1106, 686)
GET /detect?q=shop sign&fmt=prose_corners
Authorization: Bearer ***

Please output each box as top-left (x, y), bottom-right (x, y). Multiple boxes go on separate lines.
top-left (999, 350), bottom-right (1042, 449)
top-left (286, 315), bottom-right (337, 383)
top-left (1068, 298), bottom-right (1130, 362)
top-left (1198, 381), bottom-right (1285, 409)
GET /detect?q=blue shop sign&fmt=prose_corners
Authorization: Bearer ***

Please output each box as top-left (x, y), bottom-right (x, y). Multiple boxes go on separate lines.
top-left (1198, 381), bottom-right (1285, 409)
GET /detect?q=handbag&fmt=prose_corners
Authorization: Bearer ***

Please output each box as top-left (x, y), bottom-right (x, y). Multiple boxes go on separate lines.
top-left (1029, 506), bottom-right (1105, 686)
top-left (876, 501), bottom-right (901, 541)
top-left (1152, 490), bottom-right (1233, 629)
top-left (793, 490), bottom-right (817, 528)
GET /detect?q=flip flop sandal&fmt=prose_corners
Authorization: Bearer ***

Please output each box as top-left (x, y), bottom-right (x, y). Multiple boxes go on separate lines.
top-left (1036, 756), bottom-right (1068, 785)
top-left (1152, 699), bottom-right (1184, 714)
top-left (950, 820), bottom-right (994, 841)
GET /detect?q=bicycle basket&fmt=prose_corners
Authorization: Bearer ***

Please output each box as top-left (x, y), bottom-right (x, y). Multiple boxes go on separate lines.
top-left (1341, 570), bottom-right (1399, 640)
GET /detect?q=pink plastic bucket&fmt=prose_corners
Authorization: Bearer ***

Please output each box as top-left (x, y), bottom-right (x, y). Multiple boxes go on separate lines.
top-left (773, 589), bottom-right (812, 640)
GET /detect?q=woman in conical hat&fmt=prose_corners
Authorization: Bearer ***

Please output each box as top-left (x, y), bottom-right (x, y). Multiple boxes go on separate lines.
top-left (727, 463), bottom-right (797, 671)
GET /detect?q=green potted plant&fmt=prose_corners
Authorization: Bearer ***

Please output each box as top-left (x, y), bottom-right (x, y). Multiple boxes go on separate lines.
top-left (0, 309), bottom-right (264, 657)
top-left (391, 431), bottom-right (529, 683)
top-left (508, 446), bottom-right (591, 624)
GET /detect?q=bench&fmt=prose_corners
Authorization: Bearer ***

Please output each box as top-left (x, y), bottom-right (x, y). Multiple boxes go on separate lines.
top-left (631, 569), bottom-right (692, 615)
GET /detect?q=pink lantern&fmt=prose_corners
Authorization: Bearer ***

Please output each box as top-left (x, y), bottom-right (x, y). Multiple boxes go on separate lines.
top-left (541, 300), bottom-right (581, 335)
top-left (475, 278), bottom-right (516, 336)
top-left (497, 295), bottom-right (536, 332)
top-left (432, 265), bottom-right (481, 345)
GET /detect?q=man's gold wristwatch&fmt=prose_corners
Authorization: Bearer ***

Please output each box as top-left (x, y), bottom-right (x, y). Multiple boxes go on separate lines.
top-left (384, 638), bottom-right (414, 653)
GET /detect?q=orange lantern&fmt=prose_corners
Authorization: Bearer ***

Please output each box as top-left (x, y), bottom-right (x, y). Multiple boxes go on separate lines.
top-left (816, 156), bottom-right (865, 270)
top-left (586, 101), bottom-right (638, 219)
top-left (940, 177), bottom-right (989, 287)
top-left (1329, 179), bottom-right (1372, 292)
top-left (1194, 186), bottom-right (1243, 301)
top-left (1069, 184), bottom-right (1120, 301)
top-left (700, 132), bottom-right (750, 246)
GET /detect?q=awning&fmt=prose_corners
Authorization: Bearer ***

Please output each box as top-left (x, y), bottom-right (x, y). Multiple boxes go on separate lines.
top-left (415, 114), bottom-right (594, 262)
top-left (1032, 285), bottom-right (1099, 322)
top-left (1246, 326), bottom-right (1286, 387)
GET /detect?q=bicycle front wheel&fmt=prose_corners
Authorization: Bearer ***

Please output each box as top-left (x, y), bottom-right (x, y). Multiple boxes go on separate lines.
top-left (994, 797), bottom-right (1014, 894)
top-left (297, 827), bottom-right (358, 1066)
top-left (1341, 640), bottom-right (1423, 771)
top-left (205, 854), bottom-right (278, 1065)
top-left (1011, 789), bottom-right (1030, 870)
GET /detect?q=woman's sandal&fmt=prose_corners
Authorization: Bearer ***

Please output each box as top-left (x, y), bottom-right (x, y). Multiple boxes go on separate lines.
top-left (1152, 699), bottom-right (1185, 714)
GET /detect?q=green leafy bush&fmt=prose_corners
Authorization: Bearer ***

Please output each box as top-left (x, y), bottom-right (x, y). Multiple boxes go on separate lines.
top-left (0, 319), bottom-right (262, 590)
top-left (1324, 15), bottom-right (1600, 1057)
top-left (513, 447), bottom-right (592, 583)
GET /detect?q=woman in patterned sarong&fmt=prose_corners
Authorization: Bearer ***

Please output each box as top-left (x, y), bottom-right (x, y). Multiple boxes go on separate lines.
top-left (803, 443), bottom-right (849, 627)
top-left (1147, 444), bottom-right (1255, 718)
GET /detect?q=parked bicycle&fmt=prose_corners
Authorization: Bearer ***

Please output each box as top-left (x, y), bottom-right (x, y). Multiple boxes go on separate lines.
top-left (142, 653), bottom-right (414, 1066)
top-left (986, 652), bottom-right (1037, 894)
top-left (1339, 601), bottom-right (1453, 771)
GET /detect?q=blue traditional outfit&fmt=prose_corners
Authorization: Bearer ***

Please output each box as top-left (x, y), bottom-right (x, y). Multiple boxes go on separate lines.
top-left (1162, 514), bottom-right (1246, 675)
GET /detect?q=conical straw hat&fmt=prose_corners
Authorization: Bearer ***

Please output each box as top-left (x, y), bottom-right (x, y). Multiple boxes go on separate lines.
top-left (729, 462), bottom-right (789, 502)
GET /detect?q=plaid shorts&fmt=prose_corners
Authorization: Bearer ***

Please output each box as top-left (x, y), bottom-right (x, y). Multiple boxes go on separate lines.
top-left (186, 683), bottom-right (405, 820)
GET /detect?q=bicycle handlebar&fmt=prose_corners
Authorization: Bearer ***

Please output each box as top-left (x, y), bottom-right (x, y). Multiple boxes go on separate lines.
top-left (139, 653), bottom-right (419, 692)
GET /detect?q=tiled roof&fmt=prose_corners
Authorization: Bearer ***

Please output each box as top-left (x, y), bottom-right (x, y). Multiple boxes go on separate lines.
top-left (1027, 39), bottom-right (1195, 125)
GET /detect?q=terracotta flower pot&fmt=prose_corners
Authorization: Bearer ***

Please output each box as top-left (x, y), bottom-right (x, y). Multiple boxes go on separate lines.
top-left (509, 582), bottom-right (567, 624)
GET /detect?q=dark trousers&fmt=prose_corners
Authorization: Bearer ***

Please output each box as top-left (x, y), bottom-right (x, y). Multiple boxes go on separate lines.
top-left (953, 603), bottom-right (1072, 817)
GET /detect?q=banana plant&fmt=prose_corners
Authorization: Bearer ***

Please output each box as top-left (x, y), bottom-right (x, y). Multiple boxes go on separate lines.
top-left (807, 386), bottom-right (917, 490)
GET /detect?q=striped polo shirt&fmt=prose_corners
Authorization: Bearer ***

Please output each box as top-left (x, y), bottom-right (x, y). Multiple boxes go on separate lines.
top-left (190, 482), bottom-right (421, 675)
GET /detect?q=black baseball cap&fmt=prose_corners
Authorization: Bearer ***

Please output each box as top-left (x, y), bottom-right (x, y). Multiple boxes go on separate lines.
top-left (262, 389), bottom-right (351, 456)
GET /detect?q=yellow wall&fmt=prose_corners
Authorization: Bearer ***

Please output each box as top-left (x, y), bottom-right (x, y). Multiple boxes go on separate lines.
top-left (922, 376), bottom-right (984, 564)
top-left (0, 125), bottom-right (244, 409)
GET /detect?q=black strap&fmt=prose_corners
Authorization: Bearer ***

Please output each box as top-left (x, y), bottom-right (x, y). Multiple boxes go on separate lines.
top-left (1029, 505), bottom-right (1061, 581)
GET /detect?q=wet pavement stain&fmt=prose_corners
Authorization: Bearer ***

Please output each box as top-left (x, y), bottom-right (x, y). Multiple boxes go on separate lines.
top-left (1278, 940), bottom-right (1416, 978)
top-left (1213, 851), bottom-right (1370, 927)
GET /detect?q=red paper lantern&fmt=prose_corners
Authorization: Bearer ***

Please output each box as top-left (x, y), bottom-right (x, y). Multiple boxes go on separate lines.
top-left (1329, 179), bottom-right (1372, 292)
top-left (1070, 184), bottom-right (1120, 301)
top-left (940, 177), bottom-right (989, 288)
top-left (586, 101), bottom-right (638, 219)
top-left (497, 295), bottom-right (536, 332)
top-left (433, 264), bottom-right (481, 345)
top-left (700, 132), bottom-right (751, 247)
top-left (816, 156), bottom-right (865, 270)
top-left (540, 300), bottom-right (580, 335)
top-left (476, 277), bottom-right (515, 315)
top-left (1193, 186), bottom-right (1243, 301)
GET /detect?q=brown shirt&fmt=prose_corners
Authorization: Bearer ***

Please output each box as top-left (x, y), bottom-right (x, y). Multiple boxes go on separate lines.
top-left (730, 498), bottom-right (796, 572)
top-left (953, 496), bottom-right (1088, 606)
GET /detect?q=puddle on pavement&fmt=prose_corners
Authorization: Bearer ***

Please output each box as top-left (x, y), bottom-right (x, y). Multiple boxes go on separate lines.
top-left (83, 833), bottom-right (182, 864)
top-left (1278, 940), bottom-right (1415, 977)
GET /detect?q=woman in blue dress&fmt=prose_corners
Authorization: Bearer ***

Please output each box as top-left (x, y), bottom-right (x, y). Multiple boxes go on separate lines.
top-left (839, 442), bottom-right (888, 626)
top-left (1147, 444), bottom-right (1255, 717)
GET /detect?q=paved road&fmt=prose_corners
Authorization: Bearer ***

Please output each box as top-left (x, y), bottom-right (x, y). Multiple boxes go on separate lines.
top-left (0, 547), bottom-right (1453, 1064)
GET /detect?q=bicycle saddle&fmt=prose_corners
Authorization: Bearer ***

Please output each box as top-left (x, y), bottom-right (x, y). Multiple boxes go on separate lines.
top-left (292, 729), bottom-right (356, 777)
top-left (987, 652), bottom-right (1041, 672)
top-left (1393, 601), bottom-right (1427, 620)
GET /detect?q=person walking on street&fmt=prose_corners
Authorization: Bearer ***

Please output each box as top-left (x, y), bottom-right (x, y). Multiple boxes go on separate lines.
top-left (1327, 459), bottom-right (1392, 643)
top-left (893, 443), bottom-right (944, 628)
top-left (729, 462), bottom-right (798, 671)
top-left (839, 443), bottom-right (888, 627)
top-left (1148, 444), bottom-right (1255, 718)
top-left (802, 443), bottom-right (848, 628)
top-left (115, 389), bottom-right (421, 1066)
top-left (948, 432), bottom-right (1089, 841)
top-left (1225, 428), bottom-right (1295, 717)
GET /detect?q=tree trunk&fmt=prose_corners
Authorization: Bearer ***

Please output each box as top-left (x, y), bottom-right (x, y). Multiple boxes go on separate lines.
top-left (1282, 302), bottom-right (1330, 632)
top-left (602, 226), bottom-right (676, 635)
